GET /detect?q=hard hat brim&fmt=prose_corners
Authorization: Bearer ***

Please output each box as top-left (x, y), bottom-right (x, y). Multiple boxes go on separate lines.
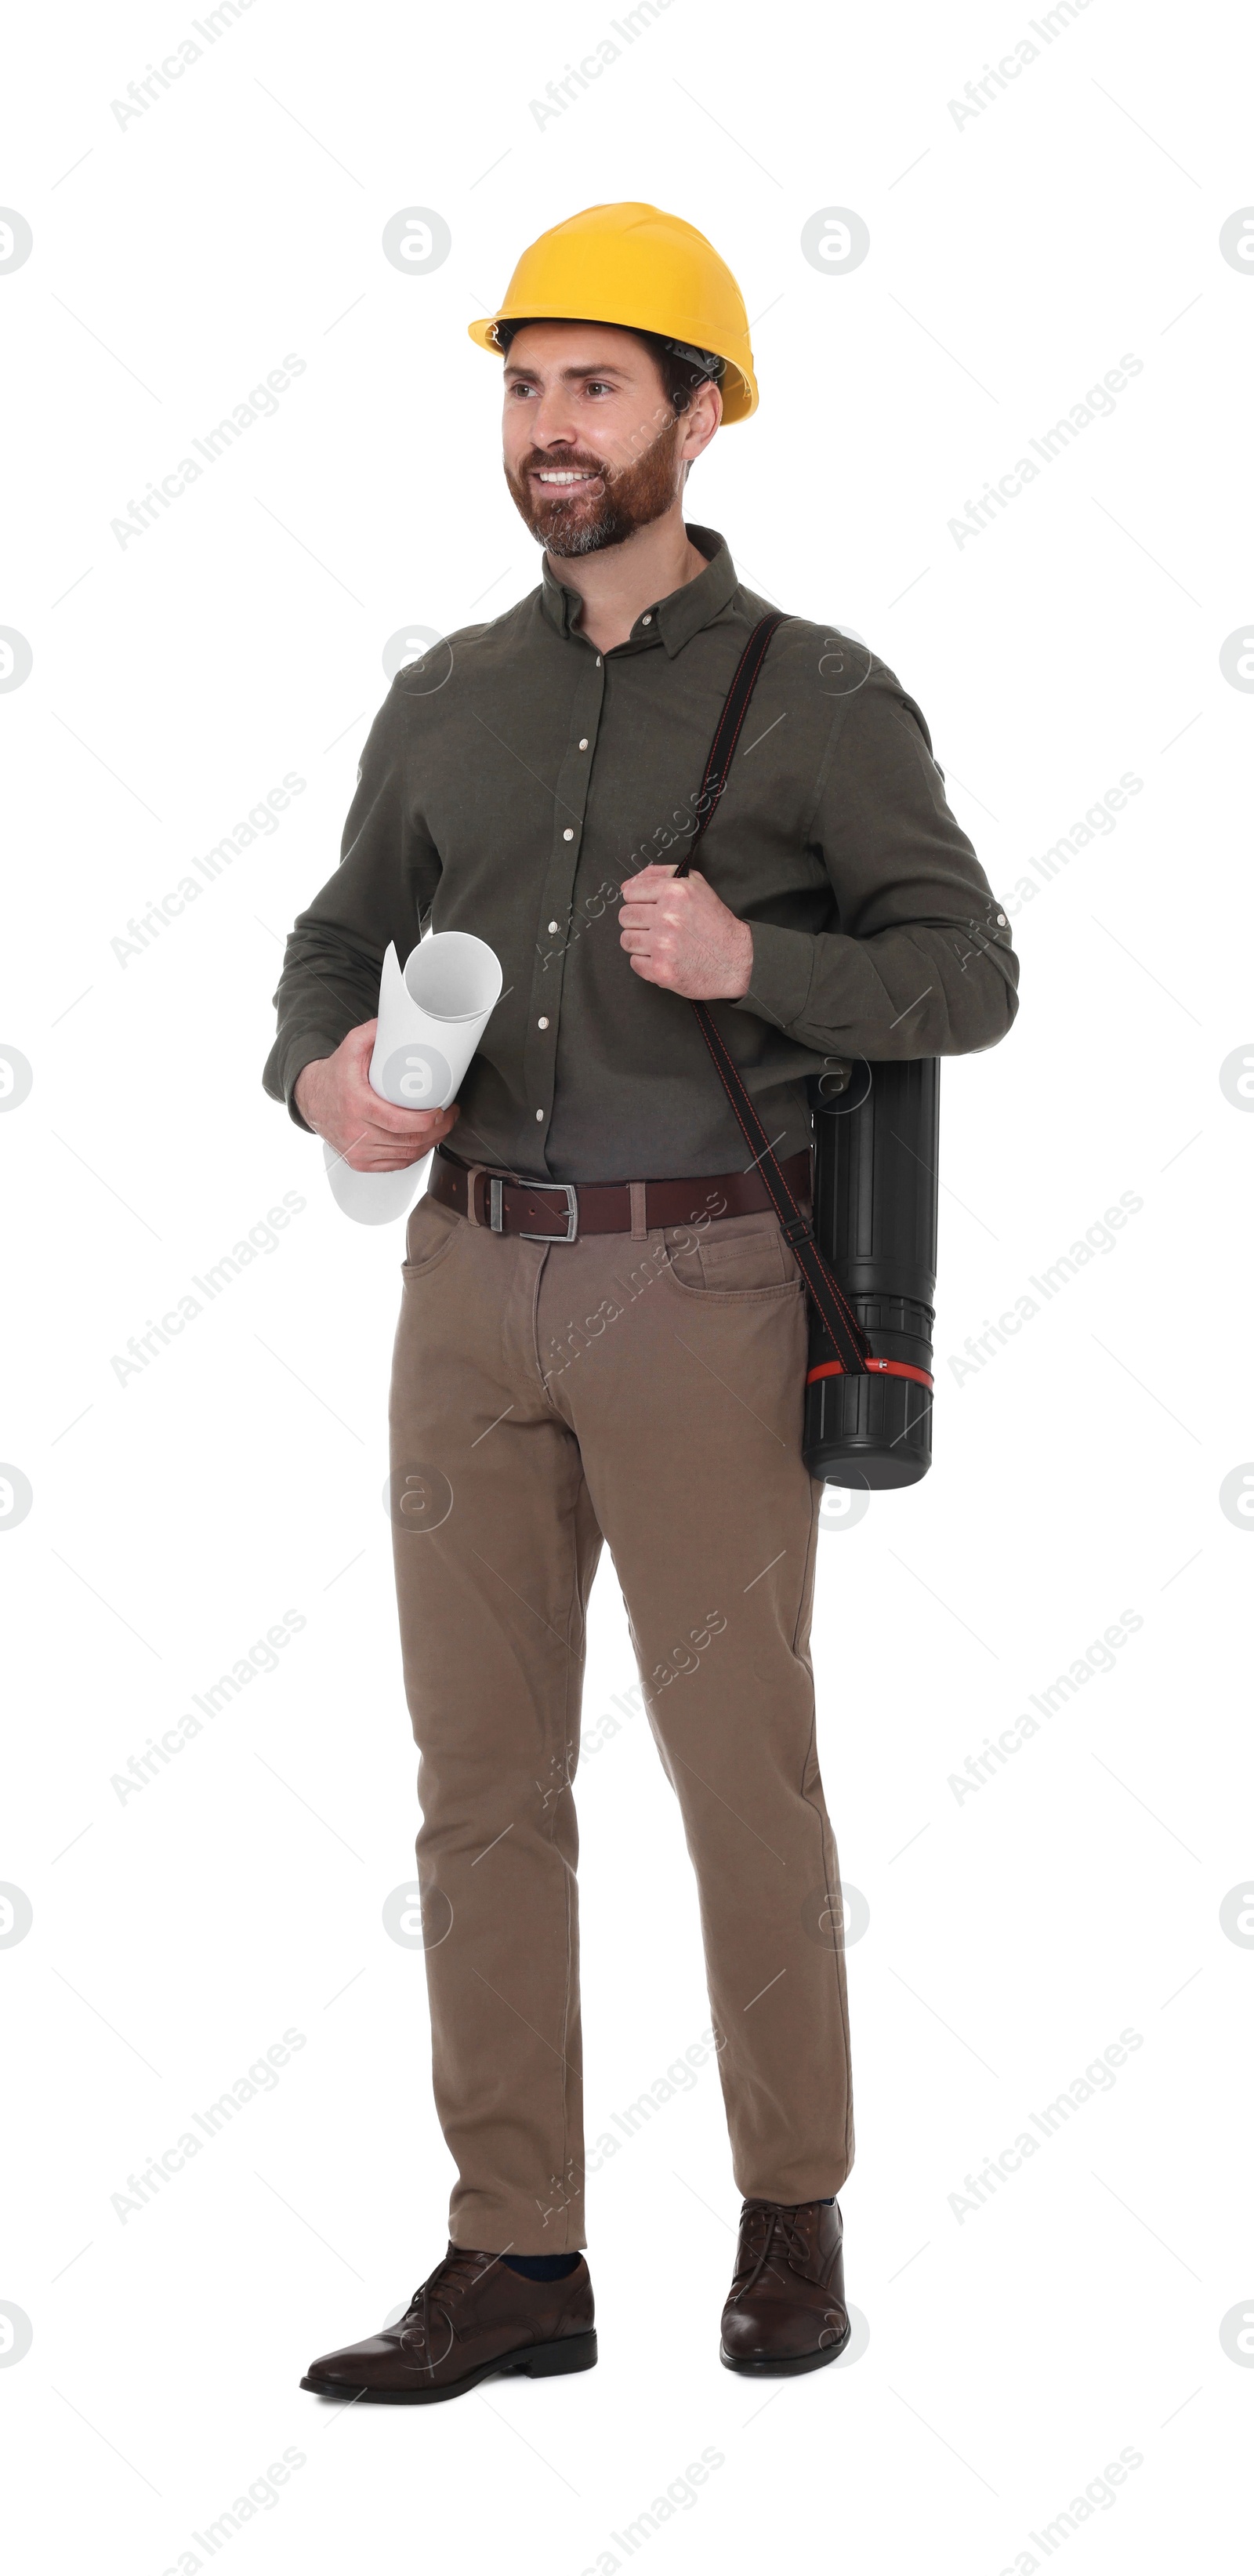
top-left (467, 309), bottom-right (756, 423)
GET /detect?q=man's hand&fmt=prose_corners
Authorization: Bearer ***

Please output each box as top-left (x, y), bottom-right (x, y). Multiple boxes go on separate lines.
top-left (295, 1022), bottom-right (460, 1171)
top-left (618, 863), bottom-right (753, 1000)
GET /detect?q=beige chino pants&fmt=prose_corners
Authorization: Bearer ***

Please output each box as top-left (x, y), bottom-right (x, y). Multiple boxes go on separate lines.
top-left (388, 1167), bottom-right (854, 2251)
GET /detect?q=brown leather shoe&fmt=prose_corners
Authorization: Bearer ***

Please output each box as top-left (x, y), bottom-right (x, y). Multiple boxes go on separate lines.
top-left (719, 2198), bottom-right (850, 2375)
top-left (301, 2245), bottom-right (596, 2404)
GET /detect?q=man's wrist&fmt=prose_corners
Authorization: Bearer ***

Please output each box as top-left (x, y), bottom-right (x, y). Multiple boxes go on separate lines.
top-left (726, 920), bottom-right (753, 1000)
top-left (292, 1050), bottom-right (332, 1132)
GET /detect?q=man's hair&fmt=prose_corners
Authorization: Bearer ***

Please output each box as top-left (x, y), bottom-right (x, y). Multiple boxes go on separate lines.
top-left (492, 317), bottom-right (726, 416)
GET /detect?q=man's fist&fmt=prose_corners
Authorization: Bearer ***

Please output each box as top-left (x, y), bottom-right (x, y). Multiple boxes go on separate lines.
top-left (295, 1022), bottom-right (460, 1171)
top-left (618, 862), bottom-right (754, 1000)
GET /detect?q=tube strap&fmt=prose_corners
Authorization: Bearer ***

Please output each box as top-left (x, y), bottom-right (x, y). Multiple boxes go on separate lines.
top-left (676, 615), bottom-right (872, 1380)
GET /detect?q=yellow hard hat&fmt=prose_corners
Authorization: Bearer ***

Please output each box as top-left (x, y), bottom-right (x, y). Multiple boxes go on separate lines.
top-left (468, 201), bottom-right (758, 423)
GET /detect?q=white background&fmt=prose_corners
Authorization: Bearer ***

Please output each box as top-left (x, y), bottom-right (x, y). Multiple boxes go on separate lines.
top-left (2, 1), bottom-right (1252, 2568)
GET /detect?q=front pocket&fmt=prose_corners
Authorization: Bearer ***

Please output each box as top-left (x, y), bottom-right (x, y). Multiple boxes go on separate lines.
top-left (661, 1217), bottom-right (803, 1301)
top-left (400, 1194), bottom-right (462, 1280)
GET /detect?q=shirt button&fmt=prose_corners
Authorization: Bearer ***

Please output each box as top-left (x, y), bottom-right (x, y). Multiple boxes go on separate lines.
top-left (563, 827), bottom-right (574, 840)
top-left (578, 738), bottom-right (589, 751)
top-left (538, 1016), bottom-right (549, 1029)
top-left (640, 613), bottom-right (652, 626)
top-left (548, 920), bottom-right (560, 934)
top-left (595, 655), bottom-right (601, 666)
top-left (996, 912), bottom-right (1007, 926)
top-left (535, 1109), bottom-right (544, 1121)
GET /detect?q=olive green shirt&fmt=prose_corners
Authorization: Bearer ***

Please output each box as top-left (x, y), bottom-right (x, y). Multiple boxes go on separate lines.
top-left (262, 524), bottom-right (1017, 1182)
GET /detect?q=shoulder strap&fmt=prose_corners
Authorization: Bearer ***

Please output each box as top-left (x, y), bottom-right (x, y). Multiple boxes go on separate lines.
top-left (673, 615), bottom-right (870, 1379)
top-left (683, 612), bottom-right (788, 851)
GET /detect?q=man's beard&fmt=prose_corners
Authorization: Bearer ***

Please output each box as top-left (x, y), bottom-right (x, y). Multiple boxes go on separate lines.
top-left (504, 412), bottom-right (683, 557)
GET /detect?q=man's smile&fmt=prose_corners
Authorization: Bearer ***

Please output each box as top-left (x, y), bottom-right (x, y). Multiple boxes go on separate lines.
top-left (531, 466), bottom-right (604, 491)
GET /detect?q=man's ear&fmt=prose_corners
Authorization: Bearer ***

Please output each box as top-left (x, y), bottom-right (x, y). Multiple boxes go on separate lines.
top-left (680, 379), bottom-right (723, 463)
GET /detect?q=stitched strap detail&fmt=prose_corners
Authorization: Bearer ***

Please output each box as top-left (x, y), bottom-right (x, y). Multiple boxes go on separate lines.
top-left (676, 613), bottom-right (788, 864)
top-left (675, 617), bottom-right (871, 1379)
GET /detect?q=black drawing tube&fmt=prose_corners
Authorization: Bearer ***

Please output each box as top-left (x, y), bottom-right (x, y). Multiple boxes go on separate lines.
top-left (803, 1060), bottom-right (940, 1489)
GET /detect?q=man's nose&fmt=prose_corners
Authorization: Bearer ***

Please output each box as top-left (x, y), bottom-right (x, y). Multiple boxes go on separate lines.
top-left (533, 405), bottom-right (582, 450)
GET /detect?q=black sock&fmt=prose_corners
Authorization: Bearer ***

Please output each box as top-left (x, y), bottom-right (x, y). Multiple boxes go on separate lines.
top-left (501, 2251), bottom-right (582, 2280)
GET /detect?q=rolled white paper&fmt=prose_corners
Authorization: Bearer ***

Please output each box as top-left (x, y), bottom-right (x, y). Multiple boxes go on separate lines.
top-left (325, 930), bottom-right (503, 1227)
top-left (324, 1140), bottom-right (433, 1227)
top-left (368, 931), bottom-right (503, 1109)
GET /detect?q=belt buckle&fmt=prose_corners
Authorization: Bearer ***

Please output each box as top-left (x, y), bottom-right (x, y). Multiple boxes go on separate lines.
top-left (517, 1179), bottom-right (579, 1243)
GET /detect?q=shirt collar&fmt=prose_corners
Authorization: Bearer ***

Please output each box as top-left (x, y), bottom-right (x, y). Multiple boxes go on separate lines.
top-left (539, 524), bottom-right (739, 658)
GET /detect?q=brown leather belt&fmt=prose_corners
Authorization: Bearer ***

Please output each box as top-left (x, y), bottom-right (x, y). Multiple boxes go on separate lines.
top-left (428, 1144), bottom-right (812, 1241)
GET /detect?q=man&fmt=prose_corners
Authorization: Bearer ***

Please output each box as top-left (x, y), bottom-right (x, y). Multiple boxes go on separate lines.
top-left (263, 201), bottom-right (1018, 2400)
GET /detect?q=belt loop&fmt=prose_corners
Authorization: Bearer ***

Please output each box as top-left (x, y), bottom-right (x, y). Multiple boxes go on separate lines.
top-left (462, 1163), bottom-right (489, 1227)
top-left (629, 1181), bottom-right (647, 1241)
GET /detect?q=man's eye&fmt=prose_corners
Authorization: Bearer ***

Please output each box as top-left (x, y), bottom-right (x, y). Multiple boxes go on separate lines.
top-left (585, 381), bottom-right (614, 395)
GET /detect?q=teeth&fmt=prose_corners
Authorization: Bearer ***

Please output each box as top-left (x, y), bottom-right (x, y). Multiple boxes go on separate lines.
top-left (538, 471), bottom-right (593, 484)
